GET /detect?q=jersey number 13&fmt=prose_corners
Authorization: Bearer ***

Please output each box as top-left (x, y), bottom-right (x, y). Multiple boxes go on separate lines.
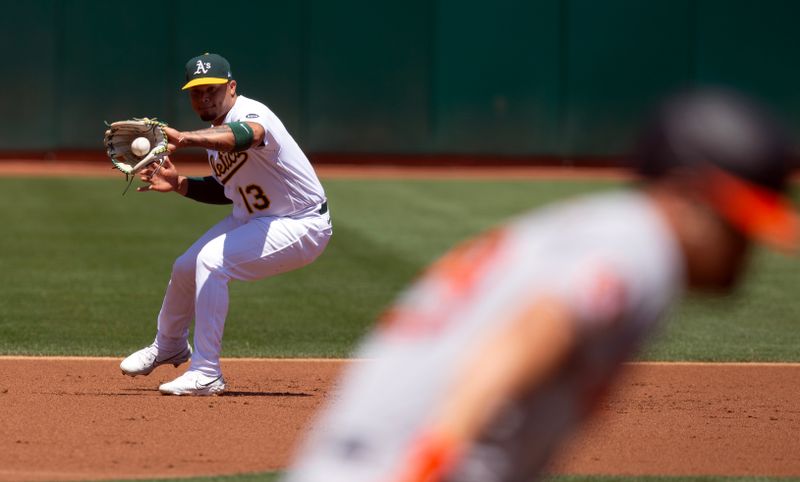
top-left (237, 184), bottom-right (271, 213)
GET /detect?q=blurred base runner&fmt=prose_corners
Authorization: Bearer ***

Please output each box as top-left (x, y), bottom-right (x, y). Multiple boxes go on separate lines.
top-left (282, 88), bottom-right (797, 482)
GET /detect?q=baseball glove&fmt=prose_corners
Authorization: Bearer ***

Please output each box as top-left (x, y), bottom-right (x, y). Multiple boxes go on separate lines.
top-left (103, 118), bottom-right (169, 176)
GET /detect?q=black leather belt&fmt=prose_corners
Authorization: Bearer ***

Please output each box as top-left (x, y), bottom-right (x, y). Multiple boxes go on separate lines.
top-left (319, 201), bottom-right (328, 215)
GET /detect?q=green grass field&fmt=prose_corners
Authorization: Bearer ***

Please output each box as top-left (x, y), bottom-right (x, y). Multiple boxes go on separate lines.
top-left (1, 176), bottom-right (798, 361)
top-left (2, 175), bottom-right (799, 482)
top-left (0, 176), bottom-right (617, 357)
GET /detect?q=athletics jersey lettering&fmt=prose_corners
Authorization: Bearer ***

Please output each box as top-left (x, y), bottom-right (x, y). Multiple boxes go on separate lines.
top-left (210, 151), bottom-right (249, 184)
top-left (209, 95), bottom-right (326, 218)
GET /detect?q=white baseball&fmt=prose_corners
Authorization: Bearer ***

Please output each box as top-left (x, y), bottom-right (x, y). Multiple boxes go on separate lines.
top-left (131, 137), bottom-right (151, 157)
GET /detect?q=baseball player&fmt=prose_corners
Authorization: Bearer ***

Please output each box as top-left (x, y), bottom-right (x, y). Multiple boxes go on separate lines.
top-left (282, 89), bottom-right (797, 482)
top-left (119, 53), bottom-right (332, 396)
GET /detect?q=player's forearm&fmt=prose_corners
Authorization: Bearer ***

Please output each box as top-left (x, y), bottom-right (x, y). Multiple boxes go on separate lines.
top-left (393, 299), bottom-right (577, 482)
top-left (176, 126), bottom-right (238, 151)
top-left (393, 303), bottom-right (577, 482)
top-left (173, 122), bottom-right (265, 152)
top-left (431, 297), bottom-right (577, 446)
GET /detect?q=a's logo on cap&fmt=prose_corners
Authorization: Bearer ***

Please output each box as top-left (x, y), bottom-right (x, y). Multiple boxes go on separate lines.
top-left (194, 60), bottom-right (211, 75)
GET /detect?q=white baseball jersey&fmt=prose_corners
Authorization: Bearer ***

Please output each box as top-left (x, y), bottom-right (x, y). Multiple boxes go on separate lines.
top-left (207, 95), bottom-right (326, 219)
top-left (283, 190), bottom-right (684, 482)
top-left (153, 95), bottom-right (332, 379)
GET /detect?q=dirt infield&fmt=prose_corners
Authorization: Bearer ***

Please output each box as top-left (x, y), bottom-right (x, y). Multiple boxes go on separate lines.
top-left (1, 359), bottom-right (799, 481)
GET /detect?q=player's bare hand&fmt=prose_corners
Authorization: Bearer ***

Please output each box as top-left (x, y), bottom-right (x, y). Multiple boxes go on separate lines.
top-left (137, 156), bottom-right (180, 193)
top-left (164, 126), bottom-right (186, 153)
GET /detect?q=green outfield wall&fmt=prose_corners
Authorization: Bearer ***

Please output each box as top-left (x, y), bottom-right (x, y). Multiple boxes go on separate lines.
top-left (1, 0), bottom-right (798, 157)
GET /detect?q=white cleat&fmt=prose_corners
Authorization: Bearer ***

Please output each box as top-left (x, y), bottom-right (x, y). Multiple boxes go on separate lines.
top-left (159, 371), bottom-right (226, 396)
top-left (120, 343), bottom-right (192, 377)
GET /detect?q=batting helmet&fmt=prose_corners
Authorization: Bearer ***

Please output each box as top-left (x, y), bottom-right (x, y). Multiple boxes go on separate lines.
top-left (634, 87), bottom-right (797, 250)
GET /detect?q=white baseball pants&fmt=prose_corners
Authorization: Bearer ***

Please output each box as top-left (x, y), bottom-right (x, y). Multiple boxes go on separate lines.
top-left (153, 207), bottom-right (332, 376)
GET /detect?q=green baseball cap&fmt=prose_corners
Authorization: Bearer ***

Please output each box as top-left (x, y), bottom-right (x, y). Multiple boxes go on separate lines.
top-left (181, 53), bottom-right (233, 90)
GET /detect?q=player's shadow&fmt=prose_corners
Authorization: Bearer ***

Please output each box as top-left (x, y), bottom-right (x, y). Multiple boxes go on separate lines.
top-left (114, 388), bottom-right (313, 397)
top-left (222, 390), bottom-right (313, 397)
